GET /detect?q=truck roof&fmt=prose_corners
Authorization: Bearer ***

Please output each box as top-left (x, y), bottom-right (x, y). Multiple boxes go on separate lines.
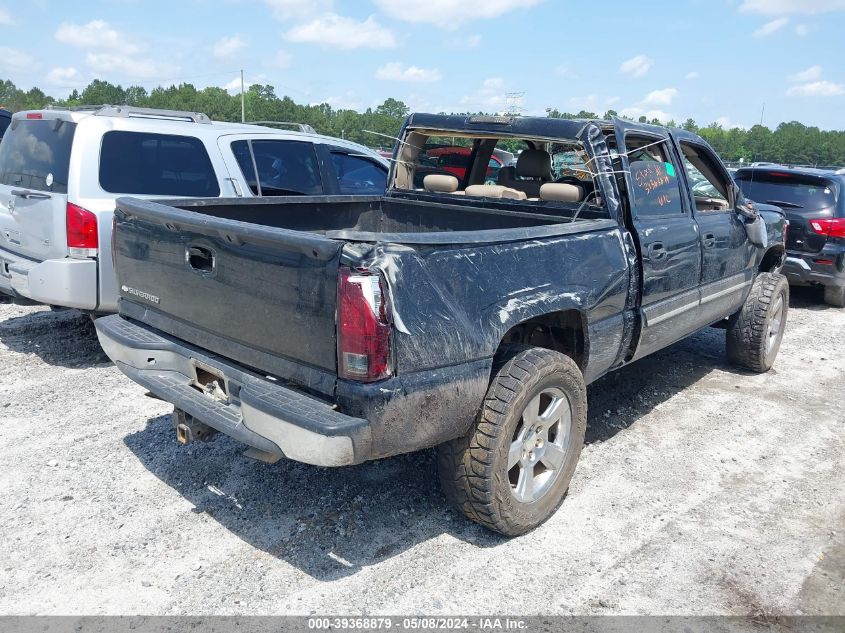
top-left (404, 112), bottom-right (711, 147)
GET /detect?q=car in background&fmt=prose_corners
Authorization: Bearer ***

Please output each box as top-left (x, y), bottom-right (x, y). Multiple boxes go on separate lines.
top-left (734, 165), bottom-right (845, 307)
top-left (0, 105), bottom-right (388, 315)
top-left (414, 146), bottom-right (504, 187)
top-left (0, 108), bottom-right (11, 140)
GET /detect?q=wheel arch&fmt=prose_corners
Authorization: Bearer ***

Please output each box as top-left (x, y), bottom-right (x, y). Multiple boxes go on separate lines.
top-left (759, 244), bottom-right (785, 273)
top-left (495, 309), bottom-right (588, 372)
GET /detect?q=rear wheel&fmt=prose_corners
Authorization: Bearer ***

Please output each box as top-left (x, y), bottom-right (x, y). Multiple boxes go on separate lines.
top-left (726, 272), bottom-right (789, 372)
top-left (823, 284), bottom-right (845, 308)
top-left (437, 346), bottom-right (587, 536)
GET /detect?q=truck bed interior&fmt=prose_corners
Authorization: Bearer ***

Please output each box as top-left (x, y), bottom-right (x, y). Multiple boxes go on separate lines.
top-left (169, 194), bottom-right (609, 237)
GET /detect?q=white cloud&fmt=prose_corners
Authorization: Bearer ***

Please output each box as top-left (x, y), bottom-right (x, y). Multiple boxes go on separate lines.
top-left (753, 17), bottom-right (789, 37)
top-left (642, 87), bottom-right (679, 106)
top-left (567, 95), bottom-right (620, 113)
top-left (310, 91), bottom-right (365, 111)
top-left (46, 67), bottom-right (83, 88)
top-left (619, 106), bottom-right (673, 123)
top-left (446, 34), bottom-right (482, 49)
top-left (739, 0), bottom-right (845, 13)
top-left (619, 54), bottom-right (653, 78)
top-left (55, 20), bottom-right (140, 54)
top-left (0, 46), bottom-right (35, 73)
top-left (272, 50), bottom-right (293, 69)
top-left (0, 7), bottom-right (14, 25)
top-left (685, 71), bottom-right (700, 80)
top-left (85, 52), bottom-right (173, 80)
top-left (459, 77), bottom-right (508, 111)
top-left (555, 65), bottom-right (578, 79)
top-left (223, 73), bottom-right (269, 94)
top-left (265, 0), bottom-right (334, 20)
top-left (795, 23), bottom-right (810, 35)
top-left (785, 80), bottom-right (845, 96)
top-left (285, 14), bottom-right (396, 49)
top-left (789, 65), bottom-right (823, 81)
top-left (373, 0), bottom-right (544, 29)
top-left (376, 62), bottom-right (442, 83)
top-left (714, 116), bottom-right (747, 130)
top-left (213, 36), bottom-right (246, 59)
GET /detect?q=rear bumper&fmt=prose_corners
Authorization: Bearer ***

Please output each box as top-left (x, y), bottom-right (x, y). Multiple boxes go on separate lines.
top-left (0, 247), bottom-right (97, 309)
top-left (782, 247), bottom-right (845, 288)
top-left (96, 315), bottom-right (491, 466)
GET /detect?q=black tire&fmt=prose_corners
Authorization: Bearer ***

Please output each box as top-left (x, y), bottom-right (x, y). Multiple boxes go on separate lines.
top-left (823, 284), bottom-right (845, 308)
top-left (437, 346), bottom-right (587, 536)
top-left (726, 272), bottom-right (789, 373)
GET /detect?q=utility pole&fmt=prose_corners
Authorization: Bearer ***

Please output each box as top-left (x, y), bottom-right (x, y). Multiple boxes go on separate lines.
top-left (240, 69), bottom-right (245, 123)
top-left (505, 92), bottom-right (524, 116)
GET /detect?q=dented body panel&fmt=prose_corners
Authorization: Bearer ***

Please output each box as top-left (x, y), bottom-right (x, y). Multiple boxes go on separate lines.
top-left (97, 114), bottom-right (786, 466)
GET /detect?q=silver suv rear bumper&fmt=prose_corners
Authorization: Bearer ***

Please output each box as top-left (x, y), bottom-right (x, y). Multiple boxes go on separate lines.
top-left (0, 247), bottom-right (97, 309)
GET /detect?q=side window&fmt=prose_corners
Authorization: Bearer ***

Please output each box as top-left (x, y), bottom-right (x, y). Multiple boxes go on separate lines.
top-left (330, 152), bottom-right (387, 194)
top-left (230, 139), bottom-right (323, 196)
top-left (99, 131), bottom-right (220, 196)
top-left (625, 135), bottom-right (685, 217)
top-left (679, 143), bottom-right (732, 212)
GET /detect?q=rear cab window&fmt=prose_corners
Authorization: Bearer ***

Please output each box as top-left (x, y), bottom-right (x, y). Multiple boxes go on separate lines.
top-left (231, 139), bottom-right (323, 196)
top-left (99, 131), bottom-right (220, 196)
top-left (0, 118), bottom-right (77, 193)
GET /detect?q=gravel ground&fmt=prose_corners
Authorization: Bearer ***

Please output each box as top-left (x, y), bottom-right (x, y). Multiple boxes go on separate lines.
top-left (0, 288), bottom-right (842, 616)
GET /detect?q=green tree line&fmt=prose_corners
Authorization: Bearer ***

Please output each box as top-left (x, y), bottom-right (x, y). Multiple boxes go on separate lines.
top-left (3, 78), bottom-right (844, 166)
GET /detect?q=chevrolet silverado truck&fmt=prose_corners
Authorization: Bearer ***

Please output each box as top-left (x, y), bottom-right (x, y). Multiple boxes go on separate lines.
top-left (95, 114), bottom-right (787, 536)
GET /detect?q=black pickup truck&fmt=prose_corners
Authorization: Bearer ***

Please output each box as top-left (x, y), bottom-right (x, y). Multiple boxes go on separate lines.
top-left (96, 114), bottom-right (788, 536)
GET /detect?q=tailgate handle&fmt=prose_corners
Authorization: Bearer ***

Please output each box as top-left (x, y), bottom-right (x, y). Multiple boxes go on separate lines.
top-left (187, 246), bottom-right (215, 273)
top-left (11, 189), bottom-right (52, 200)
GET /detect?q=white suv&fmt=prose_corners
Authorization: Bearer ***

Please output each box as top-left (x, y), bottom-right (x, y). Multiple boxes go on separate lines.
top-left (0, 105), bottom-right (388, 313)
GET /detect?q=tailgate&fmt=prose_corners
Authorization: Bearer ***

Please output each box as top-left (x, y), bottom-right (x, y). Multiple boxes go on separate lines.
top-left (112, 197), bottom-right (344, 373)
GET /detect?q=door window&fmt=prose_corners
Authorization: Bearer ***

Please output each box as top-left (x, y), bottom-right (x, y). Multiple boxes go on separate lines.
top-left (330, 152), bottom-right (387, 194)
top-left (625, 136), bottom-right (685, 217)
top-left (99, 131), bottom-right (220, 196)
top-left (679, 143), bottom-right (731, 212)
top-left (231, 139), bottom-right (323, 196)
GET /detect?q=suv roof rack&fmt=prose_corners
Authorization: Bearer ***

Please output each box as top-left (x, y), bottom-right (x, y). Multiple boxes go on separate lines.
top-left (44, 104), bottom-right (212, 124)
top-left (248, 121), bottom-right (317, 134)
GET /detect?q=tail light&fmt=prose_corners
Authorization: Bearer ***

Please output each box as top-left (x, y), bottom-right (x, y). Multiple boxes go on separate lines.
top-left (66, 202), bottom-right (98, 258)
top-left (809, 218), bottom-right (845, 239)
top-left (337, 267), bottom-right (392, 382)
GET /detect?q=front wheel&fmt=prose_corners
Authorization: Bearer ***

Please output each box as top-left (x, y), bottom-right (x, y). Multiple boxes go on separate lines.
top-left (726, 272), bottom-right (789, 372)
top-left (437, 346), bottom-right (587, 536)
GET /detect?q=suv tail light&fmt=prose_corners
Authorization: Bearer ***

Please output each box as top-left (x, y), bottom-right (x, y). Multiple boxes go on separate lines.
top-left (66, 202), bottom-right (98, 258)
top-left (337, 267), bottom-right (392, 382)
top-left (809, 218), bottom-right (845, 239)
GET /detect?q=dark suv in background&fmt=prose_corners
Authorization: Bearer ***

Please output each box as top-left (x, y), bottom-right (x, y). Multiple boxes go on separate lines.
top-left (0, 108), bottom-right (11, 140)
top-left (735, 166), bottom-right (845, 307)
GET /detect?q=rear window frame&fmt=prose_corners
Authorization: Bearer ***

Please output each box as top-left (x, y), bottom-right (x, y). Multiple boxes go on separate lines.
top-left (98, 130), bottom-right (221, 197)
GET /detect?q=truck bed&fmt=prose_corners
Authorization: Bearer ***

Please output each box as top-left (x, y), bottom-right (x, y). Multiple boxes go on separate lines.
top-left (111, 194), bottom-right (622, 402)
top-left (150, 194), bottom-right (610, 244)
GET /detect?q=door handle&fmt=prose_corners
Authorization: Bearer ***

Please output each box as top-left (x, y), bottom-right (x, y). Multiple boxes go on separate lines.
top-left (186, 245), bottom-right (215, 273)
top-left (647, 242), bottom-right (667, 260)
top-left (703, 233), bottom-right (716, 248)
top-left (11, 189), bottom-right (51, 200)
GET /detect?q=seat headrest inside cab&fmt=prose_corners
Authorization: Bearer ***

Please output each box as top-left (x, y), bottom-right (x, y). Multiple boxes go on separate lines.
top-left (423, 174), bottom-right (459, 193)
top-left (516, 149), bottom-right (553, 180)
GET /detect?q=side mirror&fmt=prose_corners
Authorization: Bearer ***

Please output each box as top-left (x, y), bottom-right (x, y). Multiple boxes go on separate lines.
top-left (735, 200), bottom-right (758, 220)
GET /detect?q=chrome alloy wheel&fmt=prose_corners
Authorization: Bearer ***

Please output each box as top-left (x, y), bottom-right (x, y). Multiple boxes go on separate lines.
top-left (508, 387), bottom-right (572, 503)
top-left (766, 294), bottom-right (785, 356)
